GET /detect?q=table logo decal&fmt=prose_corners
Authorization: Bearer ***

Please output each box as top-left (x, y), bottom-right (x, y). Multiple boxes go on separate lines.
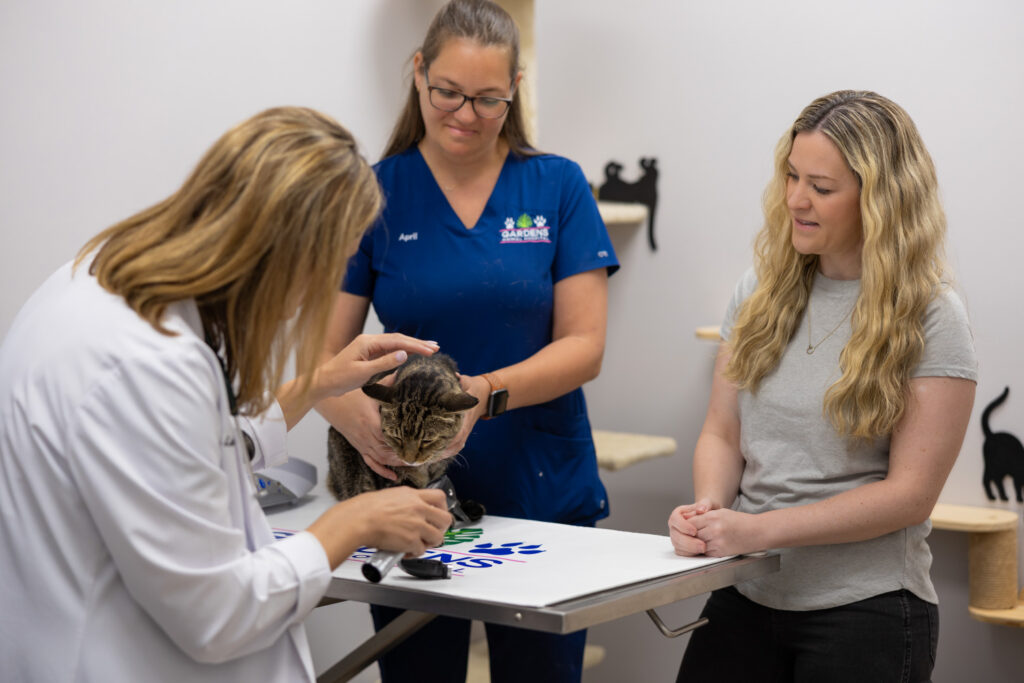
top-left (442, 527), bottom-right (484, 546)
top-left (273, 526), bottom-right (548, 577)
top-left (467, 542), bottom-right (545, 556)
top-left (347, 536), bottom-right (547, 576)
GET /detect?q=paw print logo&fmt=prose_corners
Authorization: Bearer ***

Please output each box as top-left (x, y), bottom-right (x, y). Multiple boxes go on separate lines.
top-left (442, 527), bottom-right (484, 546)
top-left (468, 542), bottom-right (545, 556)
top-left (534, 215), bottom-right (547, 227)
top-left (504, 217), bottom-right (515, 229)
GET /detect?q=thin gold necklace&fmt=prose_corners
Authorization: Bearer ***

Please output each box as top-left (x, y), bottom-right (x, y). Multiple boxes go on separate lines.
top-left (805, 299), bottom-right (853, 355)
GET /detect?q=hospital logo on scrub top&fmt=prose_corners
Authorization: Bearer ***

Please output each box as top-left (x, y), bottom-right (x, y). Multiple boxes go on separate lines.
top-left (500, 213), bottom-right (551, 244)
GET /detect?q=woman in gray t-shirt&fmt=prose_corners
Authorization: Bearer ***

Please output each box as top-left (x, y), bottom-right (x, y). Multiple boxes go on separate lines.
top-left (669, 90), bottom-right (976, 683)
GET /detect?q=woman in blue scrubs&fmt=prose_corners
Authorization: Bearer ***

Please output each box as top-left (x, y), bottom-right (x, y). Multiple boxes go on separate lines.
top-left (316, 1), bottom-right (618, 681)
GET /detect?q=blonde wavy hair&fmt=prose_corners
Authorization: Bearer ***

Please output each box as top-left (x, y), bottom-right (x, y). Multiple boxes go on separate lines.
top-left (726, 90), bottom-right (947, 439)
top-left (76, 107), bottom-right (381, 415)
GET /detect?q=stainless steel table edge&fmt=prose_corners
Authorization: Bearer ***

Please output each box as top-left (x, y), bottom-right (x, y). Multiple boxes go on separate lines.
top-left (323, 552), bottom-right (778, 634)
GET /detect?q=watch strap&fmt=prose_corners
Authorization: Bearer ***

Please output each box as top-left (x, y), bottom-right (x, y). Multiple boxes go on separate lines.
top-left (482, 372), bottom-right (505, 394)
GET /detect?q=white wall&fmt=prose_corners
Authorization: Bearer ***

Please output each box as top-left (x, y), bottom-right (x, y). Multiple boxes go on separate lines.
top-left (2, 1), bottom-right (1022, 681)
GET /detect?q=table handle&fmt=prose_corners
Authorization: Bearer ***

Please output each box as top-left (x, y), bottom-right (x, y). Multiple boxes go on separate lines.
top-left (646, 609), bottom-right (709, 638)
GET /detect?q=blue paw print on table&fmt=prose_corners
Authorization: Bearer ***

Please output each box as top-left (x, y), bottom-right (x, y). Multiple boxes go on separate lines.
top-left (468, 542), bottom-right (545, 556)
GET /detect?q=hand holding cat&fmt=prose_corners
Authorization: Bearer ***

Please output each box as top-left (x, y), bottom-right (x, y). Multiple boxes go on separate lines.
top-left (316, 332), bottom-right (435, 455)
top-left (328, 390), bottom-right (405, 482)
top-left (439, 373), bottom-right (489, 459)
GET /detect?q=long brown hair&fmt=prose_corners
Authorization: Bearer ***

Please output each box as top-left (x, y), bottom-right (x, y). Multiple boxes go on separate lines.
top-left (76, 107), bottom-right (381, 415)
top-left (382, 0), bottom-right (538, 159)
top-left (726, 91), bottom-right (948, 439)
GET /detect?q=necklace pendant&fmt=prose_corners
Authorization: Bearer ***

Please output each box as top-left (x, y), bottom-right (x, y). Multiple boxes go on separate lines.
top-left (806, 345), bottom-right (815, 355)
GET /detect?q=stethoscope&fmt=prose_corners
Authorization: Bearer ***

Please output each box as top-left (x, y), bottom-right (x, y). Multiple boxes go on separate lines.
top-left (205, 329), bottom-right (255, 459)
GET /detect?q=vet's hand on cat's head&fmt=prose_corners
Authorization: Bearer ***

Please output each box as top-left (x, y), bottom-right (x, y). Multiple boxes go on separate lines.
top-left (313, 333), bottom-right (439, 403)
top-left (438, 373), bottom-right (490, 459)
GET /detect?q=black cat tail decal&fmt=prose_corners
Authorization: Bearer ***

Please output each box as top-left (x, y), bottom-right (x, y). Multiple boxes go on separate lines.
top-left (981, 386), bottom-right (1024, 503)
top-left (982, 386), bottom-right (1009, 438)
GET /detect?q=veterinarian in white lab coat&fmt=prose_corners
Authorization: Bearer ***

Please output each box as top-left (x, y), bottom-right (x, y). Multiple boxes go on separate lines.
top-left (0, 107), bottom-right (452, 682)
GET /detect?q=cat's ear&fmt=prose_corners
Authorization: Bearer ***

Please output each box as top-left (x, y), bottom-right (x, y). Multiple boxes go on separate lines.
top-left (362, 383), bottom-right (396, 403)
top-left (364, 365), bottom-right (400, 387)
top-left (439, 391), bottom-right (479, 412)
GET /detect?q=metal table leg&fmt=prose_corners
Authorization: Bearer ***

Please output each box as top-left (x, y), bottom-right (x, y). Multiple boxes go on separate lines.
top-left (316, 610), bottom-right (437, 683)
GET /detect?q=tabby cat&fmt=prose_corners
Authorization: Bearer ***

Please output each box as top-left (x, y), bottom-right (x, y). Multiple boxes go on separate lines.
top-left (326, 353), bottom-right (478, 501)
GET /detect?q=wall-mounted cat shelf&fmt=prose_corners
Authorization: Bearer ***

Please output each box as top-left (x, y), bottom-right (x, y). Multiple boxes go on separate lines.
top-left (598, 200), bottom-right (649, 227)
top-left (695, 326), bottom-right (721, 341)
top-left (930, 503), bottom-right (1023, 627)
top-left (597, 159), bottom-right (660, 250)
top-left (592, 429), bottom-right (677, 471)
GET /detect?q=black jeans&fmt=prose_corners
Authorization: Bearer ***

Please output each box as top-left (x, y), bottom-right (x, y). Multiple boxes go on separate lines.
top-left (677, 586), bottom-right (938, 683)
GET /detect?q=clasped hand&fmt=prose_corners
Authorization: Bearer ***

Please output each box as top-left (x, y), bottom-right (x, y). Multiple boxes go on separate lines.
top-left (668, 499), bottom-right (764, 557)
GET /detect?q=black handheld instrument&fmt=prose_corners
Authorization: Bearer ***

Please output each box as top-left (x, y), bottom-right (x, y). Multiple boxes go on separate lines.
top-left (361, 475), bottom-right (483, 583)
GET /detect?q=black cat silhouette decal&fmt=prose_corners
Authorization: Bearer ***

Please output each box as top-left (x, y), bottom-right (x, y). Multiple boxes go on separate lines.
top-left (597, 158), bottom-right (659, 251)
top-left (981, 386), bottom-right (1024, 503)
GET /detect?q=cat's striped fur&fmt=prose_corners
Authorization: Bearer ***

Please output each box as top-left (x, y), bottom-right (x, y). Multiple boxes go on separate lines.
top-left (326, 353), bottom-right (478, 500)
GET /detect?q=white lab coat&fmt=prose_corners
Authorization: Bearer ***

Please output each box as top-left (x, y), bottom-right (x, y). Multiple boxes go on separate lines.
top-left (0, 262), bottom-right (331, 681)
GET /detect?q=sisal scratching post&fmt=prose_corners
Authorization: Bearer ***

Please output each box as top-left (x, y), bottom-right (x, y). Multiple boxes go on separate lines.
top-left (968, 528), bottom-right (1019, 610)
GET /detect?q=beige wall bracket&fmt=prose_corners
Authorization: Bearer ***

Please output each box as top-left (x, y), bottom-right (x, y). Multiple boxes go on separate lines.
top-left (695, 326), bottom-right (721, 341)
top-left (593, 429), bottom-right (677, 472)
top-left (598, 200), bottom-right (649, 227)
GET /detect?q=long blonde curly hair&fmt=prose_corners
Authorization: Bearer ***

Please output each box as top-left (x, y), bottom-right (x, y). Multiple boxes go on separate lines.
top-left (726, 90), bottom-right (948, 439)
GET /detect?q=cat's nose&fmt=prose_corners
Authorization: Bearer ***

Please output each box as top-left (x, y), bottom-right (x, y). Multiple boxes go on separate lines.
top-left (399, 447), bottom-right (421, 464)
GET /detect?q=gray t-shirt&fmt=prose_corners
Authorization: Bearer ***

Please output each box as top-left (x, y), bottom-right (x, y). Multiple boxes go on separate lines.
top-left (721, 268), bottom-right (977, 610)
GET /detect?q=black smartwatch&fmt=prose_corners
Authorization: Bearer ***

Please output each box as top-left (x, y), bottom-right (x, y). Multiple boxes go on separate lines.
top-left (481, 372), bottom-right (508, 420)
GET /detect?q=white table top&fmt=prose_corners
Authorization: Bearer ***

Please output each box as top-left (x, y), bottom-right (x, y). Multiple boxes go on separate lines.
top-left (264, 485), bottom-right (779, 633)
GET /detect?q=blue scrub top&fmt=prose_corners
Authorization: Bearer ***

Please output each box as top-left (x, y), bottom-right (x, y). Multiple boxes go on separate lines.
top-left (343, 147), bottom-right (619, 524)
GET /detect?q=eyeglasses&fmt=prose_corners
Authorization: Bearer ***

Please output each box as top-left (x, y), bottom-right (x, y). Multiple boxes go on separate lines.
top-left (424, 70), bottom-right (514, 119)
